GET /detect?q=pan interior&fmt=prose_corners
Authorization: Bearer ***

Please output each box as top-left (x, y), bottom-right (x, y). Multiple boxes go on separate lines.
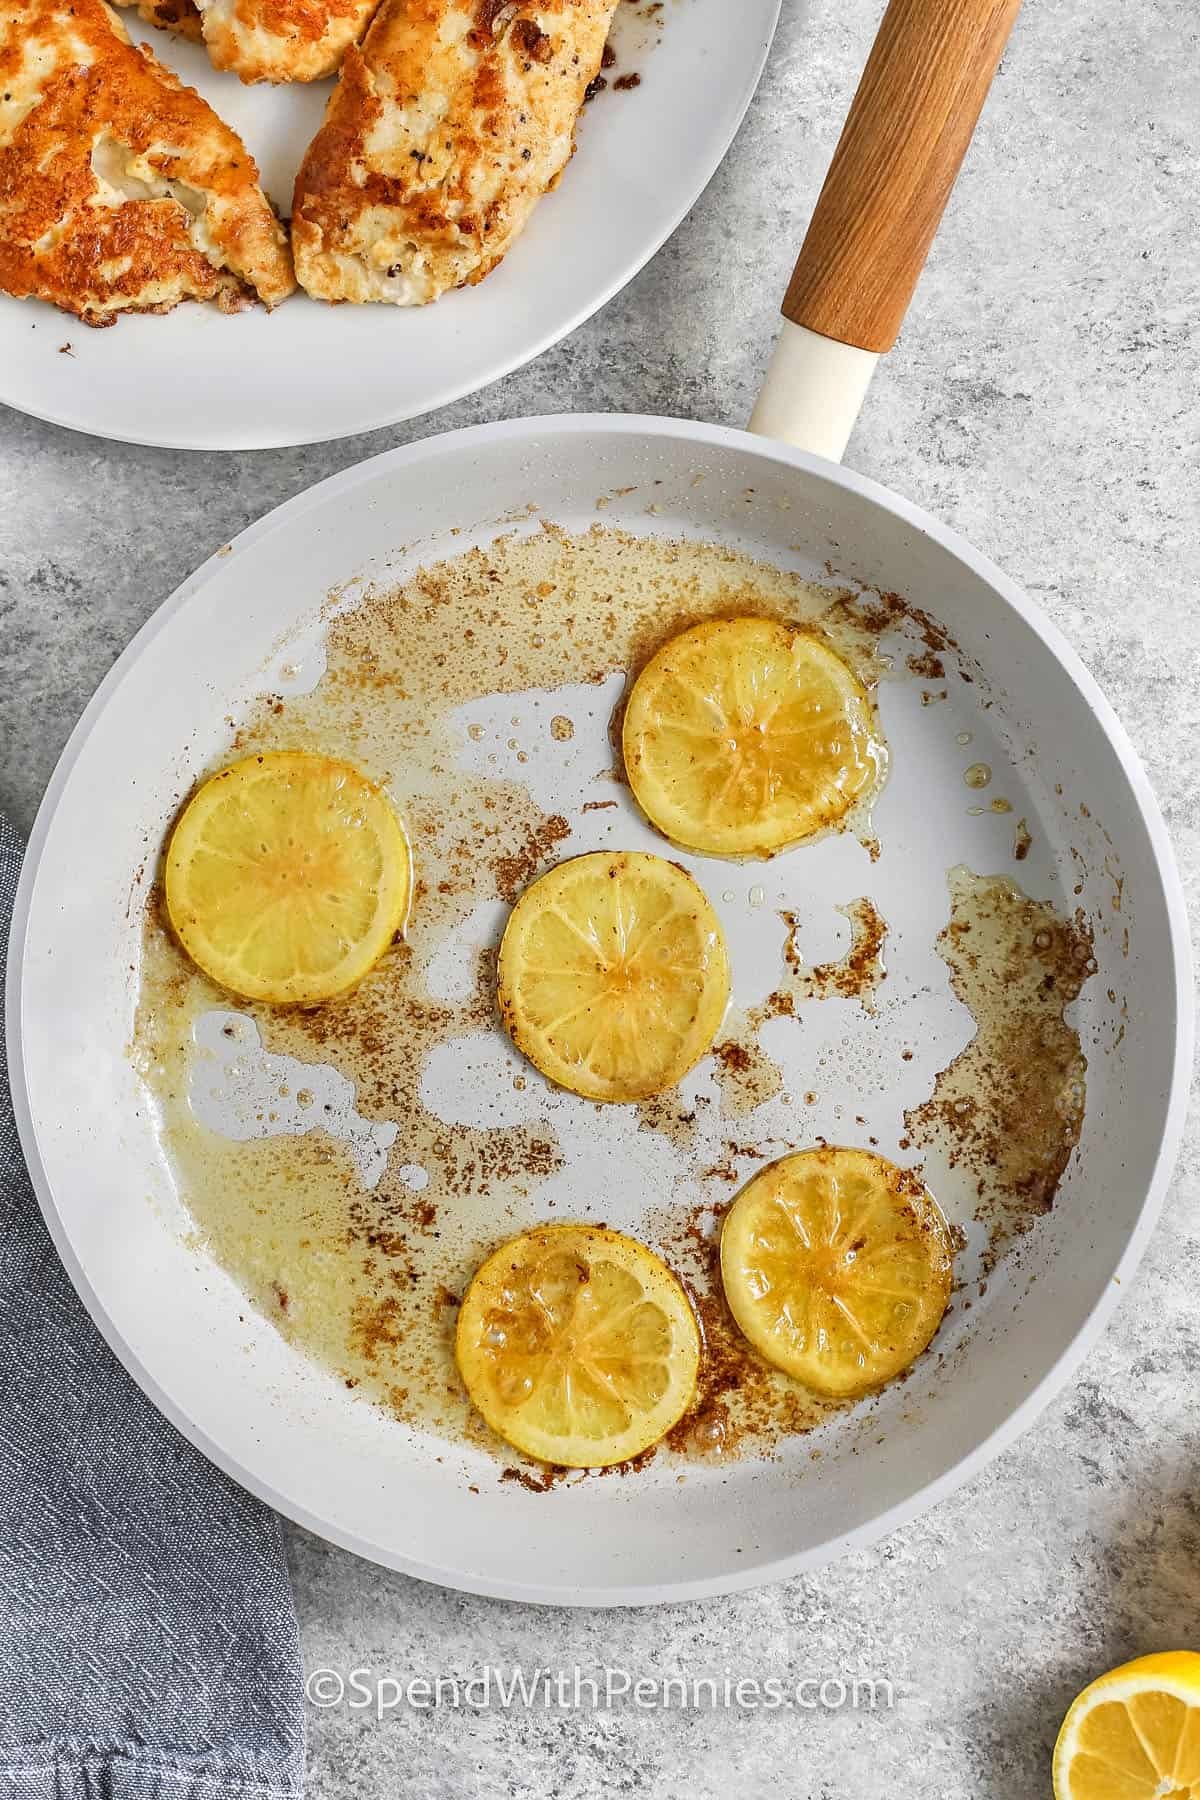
top-left (14, 422), bottom-right (1182, 1601)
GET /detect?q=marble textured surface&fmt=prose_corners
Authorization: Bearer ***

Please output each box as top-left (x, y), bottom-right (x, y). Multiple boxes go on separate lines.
top-left (2, 0), bottom-right (1198, 1794)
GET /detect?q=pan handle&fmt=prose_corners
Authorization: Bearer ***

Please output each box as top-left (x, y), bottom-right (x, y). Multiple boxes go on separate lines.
top-left (749, 0), bottom-right (1023, 461)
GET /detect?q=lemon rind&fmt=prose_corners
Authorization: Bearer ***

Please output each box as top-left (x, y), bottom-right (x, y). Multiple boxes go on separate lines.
top-left (456, 1222), bottom-right (701, 1469)
top-left (1052, 1652), bottom-right (1200, 1799)
top-left (622, 617), bottom-right (886, 861)
top-left (164, 749), bottom-right (411, 1006)
top-left (719, 1147), bottom-right (952, 1400)
top-left (496, 850), bottom-right (730, 1104)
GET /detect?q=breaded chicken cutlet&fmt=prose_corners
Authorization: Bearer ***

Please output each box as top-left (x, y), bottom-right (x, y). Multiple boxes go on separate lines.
top-left (0, 0), bottom-right (294, 325)
top-left (192, 0), bottom-right (383, 84)
top-left (291, 0), bottom-right (621, 305)
top-left (112, 0), bottom-right (375, 82)
top-left (112, 0), bottom-right (204, 42)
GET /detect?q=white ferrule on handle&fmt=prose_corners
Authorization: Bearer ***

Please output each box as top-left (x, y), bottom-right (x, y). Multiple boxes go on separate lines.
top-left (748, 321), bottom-right (879, 463)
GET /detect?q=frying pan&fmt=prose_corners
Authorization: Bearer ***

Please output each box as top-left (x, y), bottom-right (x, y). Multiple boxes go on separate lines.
top-left (7, 0), bottom-right (1192, 1605)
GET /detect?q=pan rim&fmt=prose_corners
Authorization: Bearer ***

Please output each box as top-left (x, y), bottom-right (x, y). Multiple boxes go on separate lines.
top-left (6, 413), bottom-right (1193, 1605)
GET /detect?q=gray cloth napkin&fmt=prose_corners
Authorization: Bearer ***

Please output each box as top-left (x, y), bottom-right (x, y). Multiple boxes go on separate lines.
top-left (0, 815), bottom-right (305, 1800)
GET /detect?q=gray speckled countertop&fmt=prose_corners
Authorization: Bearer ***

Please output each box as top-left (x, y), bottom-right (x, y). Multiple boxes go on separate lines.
top-left (2, 1), bottom-right (1198, 1794)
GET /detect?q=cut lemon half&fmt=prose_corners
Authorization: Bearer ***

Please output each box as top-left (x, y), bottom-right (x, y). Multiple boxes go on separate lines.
top-left (720, 1147), bottom-right (952, 1397)
top-left (456, 1222), bottom-right (701, 1467)
top-left (497, 850), bottom-right (730, 1103)
top-left (1053, 1652), bottom-right (1200, 1800)
top-left (165, 750), bottom-right (411, 1005)
top-left (622, 617), bottom-right (886, 858)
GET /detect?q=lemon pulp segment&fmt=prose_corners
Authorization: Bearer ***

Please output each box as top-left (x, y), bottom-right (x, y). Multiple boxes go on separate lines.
top-left (497, 850), bottom-right (730, 1103)
top-left (622, 617), bottom-right (886, 859)
top-left (455, 1223), bottom-right (701, 1467)
top-left (720, 1147), bottom-right (952, 1397)
top-left (165, 750), bottom-right (411, 1005)
top-left (1053, 1652), bottom-right (1200, 1800)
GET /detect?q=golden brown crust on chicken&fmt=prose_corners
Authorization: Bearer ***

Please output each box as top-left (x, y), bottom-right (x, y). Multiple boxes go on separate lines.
top-left (291, 0), bottom-right (620, 305)
top-left (112, 0), bottom-right (204, 43)
top-left (195, 0), bottom-right (382, 83)
top-left (0, 0), bottom-right (294, 325)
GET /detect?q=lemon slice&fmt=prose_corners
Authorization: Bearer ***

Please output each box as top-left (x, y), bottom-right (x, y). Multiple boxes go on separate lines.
top-left (720, 1147), bottom-right (952, 1397)
top-left (497, 850), bottom-right (730, 1103)
top-left (456, 1222), bottom-right (701, 1467)
top-left (1053, 1653), bottom-right (1200, 1800)
top-left (622, 617), bottom-right (886, 858)
top-left (165, 750), bottom-right (411, 1004)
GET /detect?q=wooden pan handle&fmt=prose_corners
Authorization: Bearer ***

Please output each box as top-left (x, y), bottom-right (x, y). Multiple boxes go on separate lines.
top-left (783, 0), bottom-right (1023, 355)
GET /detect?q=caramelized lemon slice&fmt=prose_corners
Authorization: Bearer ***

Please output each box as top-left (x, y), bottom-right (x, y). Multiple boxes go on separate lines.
top-left (1053, 1653), bottom-right (1200, 1800)
top-left (622, 617), bottom-right (886, 858)
top-left (720, 1147), bottom-right (952, 1397)
top-left (165, 750), bottom-right (411, 1004)
top-left (497, 850), bottom-right (730, 1103)
top-left (456, 1223), bottom-right (701, 1467)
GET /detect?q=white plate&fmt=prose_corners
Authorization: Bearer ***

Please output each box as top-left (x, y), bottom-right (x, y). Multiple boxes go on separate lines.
top-left (0, 1), bottom-right (779, 450)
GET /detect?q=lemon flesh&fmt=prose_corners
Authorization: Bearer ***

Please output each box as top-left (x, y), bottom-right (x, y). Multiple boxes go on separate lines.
top-left (456, 1223), bottom-right (701, 1467)
top-left (622, 617), bottom-right (886, 859)
top-left (497, 850), bottom-right (730, 1103)
top-left (165, 750), bottom-right (411, 1005)
top-left (1053, 1652), bottom-right (1200, 1800)
top-left (720, 1147), bottom-right (952, 1398)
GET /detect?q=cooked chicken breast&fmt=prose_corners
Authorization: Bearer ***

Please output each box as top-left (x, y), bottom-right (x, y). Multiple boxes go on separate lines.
top-left (194, 0), bottom-right (383, 83)
top-left (112, 0), bottom-right (204, 42)
top-left (291, 0), bottom-right (621, 305)
top-left (0, 0), bottom-right (294, 325)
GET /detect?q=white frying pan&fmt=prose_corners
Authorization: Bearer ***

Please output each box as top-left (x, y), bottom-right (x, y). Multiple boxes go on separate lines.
top-left (7, 0), bottom-right (1192, 1605)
